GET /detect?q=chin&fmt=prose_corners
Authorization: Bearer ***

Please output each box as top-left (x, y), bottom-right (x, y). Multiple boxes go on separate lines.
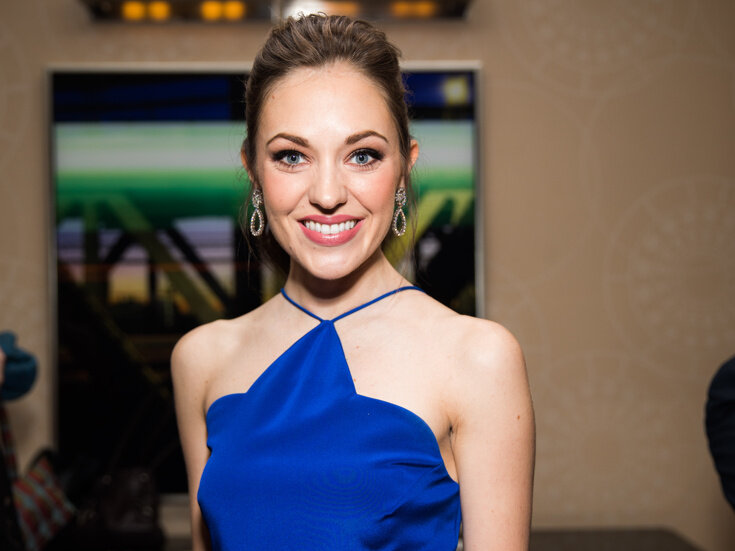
top-left (292, 249), bottom-right (378, 283)
top-left (302, 262), bottom-right (362, 282)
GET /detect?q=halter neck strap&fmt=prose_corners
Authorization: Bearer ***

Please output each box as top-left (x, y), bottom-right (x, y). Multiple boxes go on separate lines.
top-left (280, 286), bottom-right (422, 323)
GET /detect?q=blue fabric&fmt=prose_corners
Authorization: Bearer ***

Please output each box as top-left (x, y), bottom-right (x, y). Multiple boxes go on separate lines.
top-left (0, 332), bottom-right (37, 401)
top-left (198, 287), bottom-right (461, 550)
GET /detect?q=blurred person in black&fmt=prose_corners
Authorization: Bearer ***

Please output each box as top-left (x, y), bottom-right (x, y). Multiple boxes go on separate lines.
top-left (706, 355), bottom-right (735, 510)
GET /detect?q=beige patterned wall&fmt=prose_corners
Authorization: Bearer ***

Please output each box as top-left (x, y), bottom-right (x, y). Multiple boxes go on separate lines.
top-left (0, 1), bottom-right (733, 549)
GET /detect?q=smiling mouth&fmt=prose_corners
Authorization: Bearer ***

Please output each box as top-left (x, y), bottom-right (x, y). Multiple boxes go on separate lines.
top-left (302, 220), bottom-right (358, 235)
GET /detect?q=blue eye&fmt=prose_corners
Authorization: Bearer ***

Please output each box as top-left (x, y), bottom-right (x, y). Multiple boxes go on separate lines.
top-left (353, 152), bottom-right (371, 165)
top-left (350, 149), bottom-right (382, 166)
top-left (274, 150), bottom-right (305, 165)
top-left (284, 151), bottom-right (303, 164)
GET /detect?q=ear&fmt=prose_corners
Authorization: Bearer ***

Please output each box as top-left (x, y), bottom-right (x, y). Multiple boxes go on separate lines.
top-left (399, 139), bottom-right (420, 190)
top-left (408, 138), bottom-right (419, 171)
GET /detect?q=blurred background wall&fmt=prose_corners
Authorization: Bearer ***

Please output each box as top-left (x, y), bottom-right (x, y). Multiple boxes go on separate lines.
top-left (0, 0), bottom-right (733, 549)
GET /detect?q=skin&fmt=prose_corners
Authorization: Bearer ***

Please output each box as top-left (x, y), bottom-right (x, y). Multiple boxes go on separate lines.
top-left (172, 62), bottom-right (535, 551)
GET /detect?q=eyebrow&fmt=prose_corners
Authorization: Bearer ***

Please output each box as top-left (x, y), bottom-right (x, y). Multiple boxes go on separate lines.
top-left (345, 130), bottom-right (388, 145)
top-left (265, 130), bottom-right (388, 148)
top-left (266, 133), bottom-right (309, 147)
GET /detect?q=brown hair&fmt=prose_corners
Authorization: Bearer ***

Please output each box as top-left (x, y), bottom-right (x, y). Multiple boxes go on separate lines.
top-left (243, 13), bottom-right (414, 272)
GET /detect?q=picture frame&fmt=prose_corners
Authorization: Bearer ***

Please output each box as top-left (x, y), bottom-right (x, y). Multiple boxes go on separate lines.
top-left (49, 64), bottom-right (482, 493)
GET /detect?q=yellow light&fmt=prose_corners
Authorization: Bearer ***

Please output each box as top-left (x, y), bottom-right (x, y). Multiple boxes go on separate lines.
top-left (148, 1), bottom-right (171, 20)
top-left (223, 1), bottom-right (246, 20)
top-left (390, 2), bottom-right (411, 17)
top-left (442, 76), bottom-right (469, 106)
top-left (201, 1), bottom-right (224, 20)
top-left (413, 1), bottom-right (438, 18)
top-left (390, 1), bottom-right (438, 18)
top-left (324, 2), bottom-right (359, 16)
top-left (121, 1), bottom-right (146, 20)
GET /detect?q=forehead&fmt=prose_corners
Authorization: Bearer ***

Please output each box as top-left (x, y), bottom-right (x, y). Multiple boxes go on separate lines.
top-left (258, 62), bottom-right (397, 143)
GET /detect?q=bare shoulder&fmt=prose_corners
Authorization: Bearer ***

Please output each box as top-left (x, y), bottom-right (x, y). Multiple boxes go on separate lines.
top-left (410, 296), bottom-right (529, 419)
top-left (170, 310), bottom-right (262, 409)
top-left (171, 321), bottom-right (226, 408)
top-left (172, 319), bottom-right (235, 375)
top-left (410, 294), bottom-right (525, 378)
top-left (450, 315), bottom-right (528, 404)
top-left (454, 315), bottom-right (525, 378)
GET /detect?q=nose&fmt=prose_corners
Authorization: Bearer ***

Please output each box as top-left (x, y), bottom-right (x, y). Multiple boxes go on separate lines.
top-left (308, 162), bottom-right (348, 211)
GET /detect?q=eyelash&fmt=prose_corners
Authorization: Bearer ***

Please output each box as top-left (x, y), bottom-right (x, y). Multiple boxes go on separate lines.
top-left (270, 148), bottom-right (384, 171)
top-left (272, 149), bottom-right (305, 169)
top-left (349, 148), bottom-right (383, 169)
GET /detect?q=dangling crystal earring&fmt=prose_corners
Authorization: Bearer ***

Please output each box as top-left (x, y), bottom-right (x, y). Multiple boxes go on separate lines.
top-left (392, 188), bottom-right (407, 237)
top-left (250, 189), bottom-right (264, 237)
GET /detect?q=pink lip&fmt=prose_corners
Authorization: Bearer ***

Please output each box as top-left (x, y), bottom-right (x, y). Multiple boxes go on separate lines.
top-left (299, 214), bottom-right (358, 224)
top-left (299, 218), bottom-right (363, 247)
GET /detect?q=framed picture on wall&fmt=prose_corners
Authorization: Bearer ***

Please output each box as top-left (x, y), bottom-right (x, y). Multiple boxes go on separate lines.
top-left (50, 65), bottom-right (481, 494)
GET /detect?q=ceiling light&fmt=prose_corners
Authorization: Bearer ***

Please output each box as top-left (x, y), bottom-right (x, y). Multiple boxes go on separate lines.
top-left (391, 1), bottom-right (438, 18)
top-left (200, 0), bottom-right (224, 20)
top-left (412, 1), bottom-right (438, 18)
top-left (325, 2), bottom-right (359, 16)
top-left (121, 1), bottom-right (146, 20)
top-left (80, 0), bottom-right (471, 22)
top-left (223, 1), bottom-right (247, 19)
top-left (148, 1), bottom-right (172, 20)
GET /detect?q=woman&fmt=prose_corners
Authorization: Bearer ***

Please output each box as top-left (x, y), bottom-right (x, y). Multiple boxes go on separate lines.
top-left (173, 14), bottom-right (534, 551)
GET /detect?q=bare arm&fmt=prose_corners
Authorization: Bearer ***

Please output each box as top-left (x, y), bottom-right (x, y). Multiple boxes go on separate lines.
top-left (171, 331), bottom-right (213, 551)
top-left (450, 321), bottom-right (535, 550)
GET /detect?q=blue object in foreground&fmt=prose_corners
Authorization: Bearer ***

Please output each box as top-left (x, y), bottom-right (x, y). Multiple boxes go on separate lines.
top-left (0, 332), bottom-right (37, 401)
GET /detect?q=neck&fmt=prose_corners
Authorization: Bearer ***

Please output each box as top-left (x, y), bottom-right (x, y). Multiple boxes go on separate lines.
top-left (283, 250), bottom-right (408, 314)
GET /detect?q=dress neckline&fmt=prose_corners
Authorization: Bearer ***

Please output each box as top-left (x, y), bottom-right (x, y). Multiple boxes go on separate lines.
top-left (280, 286), bottom-right (422, 323)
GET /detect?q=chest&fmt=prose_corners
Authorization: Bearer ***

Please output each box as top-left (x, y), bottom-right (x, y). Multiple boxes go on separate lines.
top-left (210, 318), bottom-right (454, 429)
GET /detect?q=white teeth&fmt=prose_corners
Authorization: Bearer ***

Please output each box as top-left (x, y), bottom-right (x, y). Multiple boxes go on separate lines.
top-left (304, 220), bottom-right (357, 235)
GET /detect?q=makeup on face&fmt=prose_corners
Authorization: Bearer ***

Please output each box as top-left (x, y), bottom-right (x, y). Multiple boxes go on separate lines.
top-left (252, 63), bottom-right (410, 281)
top-left (266, 131), bottom-right (388, 175)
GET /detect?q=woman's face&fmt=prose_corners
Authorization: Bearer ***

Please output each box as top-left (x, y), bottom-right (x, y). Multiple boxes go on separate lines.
top-left (248, 62), bottom-right (417, 282)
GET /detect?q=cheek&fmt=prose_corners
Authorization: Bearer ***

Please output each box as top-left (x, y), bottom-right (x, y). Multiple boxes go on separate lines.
top-left (353, 172), bottom-right (399, 214)
top-left (261, 173), bottom-right (303, 217)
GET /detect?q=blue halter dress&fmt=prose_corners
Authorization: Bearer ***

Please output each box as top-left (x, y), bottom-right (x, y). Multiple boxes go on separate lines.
top-left (197, 287), bottom-right (461, 550)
